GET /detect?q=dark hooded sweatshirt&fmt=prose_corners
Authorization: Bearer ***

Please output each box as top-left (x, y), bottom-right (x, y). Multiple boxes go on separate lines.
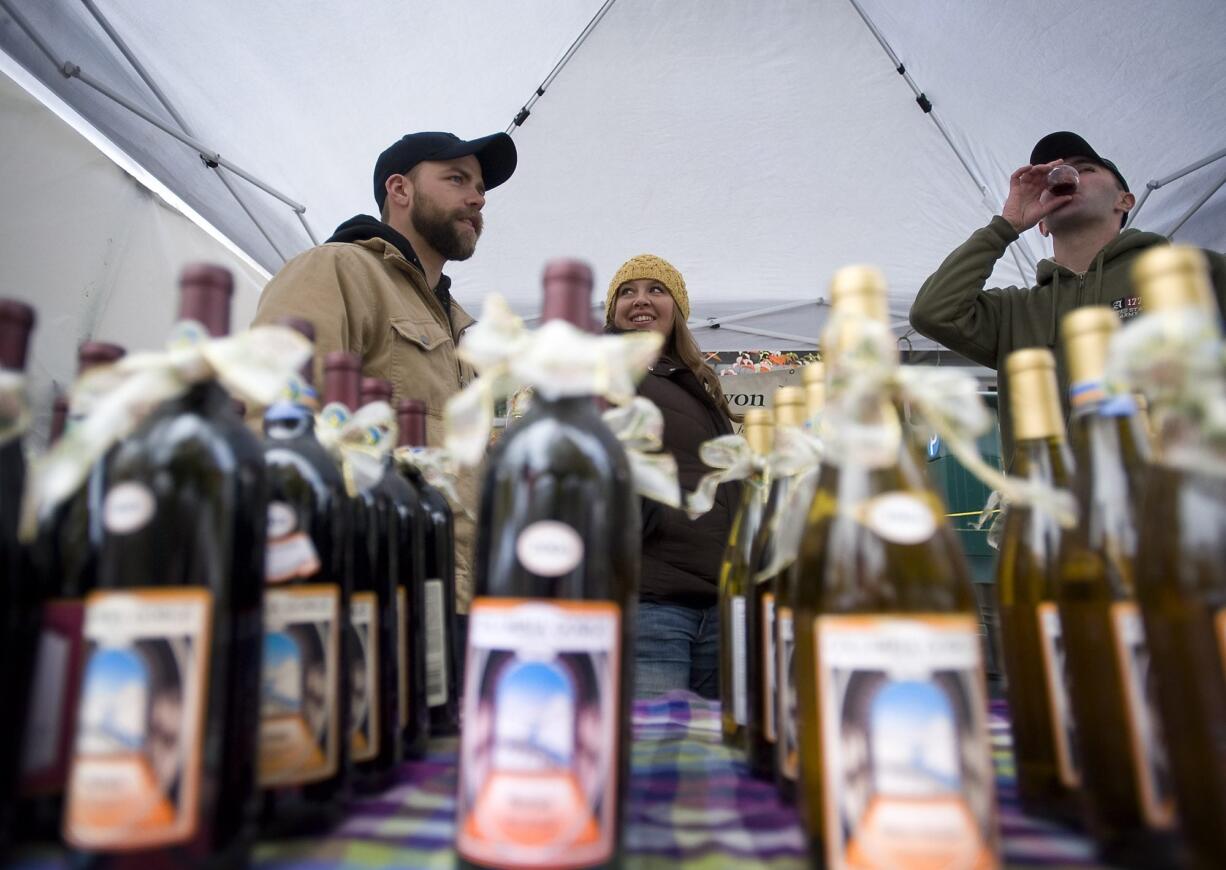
top-left (637, 356), bottom-right (738, 608)
top-left (909, 216), bottom-right (1226, 465)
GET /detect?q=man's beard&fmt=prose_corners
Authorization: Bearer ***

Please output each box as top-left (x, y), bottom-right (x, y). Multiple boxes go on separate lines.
top-left (410, 191), bottom-right (482, 261)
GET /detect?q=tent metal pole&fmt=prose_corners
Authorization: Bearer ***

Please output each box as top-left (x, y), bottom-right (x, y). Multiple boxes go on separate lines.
top-left (706, 324), bottom-right (818, 345)
top-left (693, 299), bottom-right (816, 329)
top-left (76, 0), bottom-right (313, 254)
top-left (1126, 145), bottom-right (1226, 229)
top-left (506, 0), bottom-right (620, 133)
top-left (843, 0), bottom-right (1037, 282)
top-left (1167, 167), bottom-right (1226, 239)
top-left (1, 0), bottom-right (309, 220)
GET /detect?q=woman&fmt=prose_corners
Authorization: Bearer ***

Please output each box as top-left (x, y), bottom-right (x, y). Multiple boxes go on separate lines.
top-left (605, 254), bottom-right (739, 699)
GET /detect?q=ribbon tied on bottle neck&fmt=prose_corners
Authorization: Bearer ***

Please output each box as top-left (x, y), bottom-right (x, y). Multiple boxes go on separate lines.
top-left (1106, 305), bottom-right (1226, 475)
top-left (601, 397), bottom-right (682, 508)
top-left (392, 444), bottom-right (471, 517)
top-left (0, 371), bottom-right (29, 449)
top-left (314, 400), bottom-right (396, 497)
top-left (824, 309), bottom-right (1077, 528)
top-left (20, 321), bottom-right (312, 541)
top-left (443, 294), bottom-right (664, 466)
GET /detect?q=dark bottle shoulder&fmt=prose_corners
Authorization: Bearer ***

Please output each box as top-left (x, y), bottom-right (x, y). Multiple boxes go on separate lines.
top-left (110, 384), bottom-right (264, 476)
top-left (264, 432), bottom-right (345, 493)
top-left (492, 401), bottom-right (630, 478)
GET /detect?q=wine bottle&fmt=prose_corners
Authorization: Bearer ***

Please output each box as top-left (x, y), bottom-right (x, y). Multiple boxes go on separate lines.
top-left (719, 408), bottom-right (773, 748)
top-left (995, 347), bottom-right (1081, 825)
top-left (63, 265), bottom-right (267, 867)
top-left (747, 388), bottom-right (806, 779)
top-left (256, 317), bottom-right (351, 836)
top-left (794, 266), bottom-right (997, 867)
top-left (775, 362), bottom-right (824, 804)
top-left (455, 261), bottom-right (639, 870)
top-left (1129, 246), bottom-right (1226, 867)
top-left (1055, 306), bottom-right (1178, 866)
top-left (322, 353), bottom-right (401, 793)
top-left (397, 399), bottom-right (461, 736)
top-left (0, 299), bottom-right (37, 853)
top-left (20, 341), bottom-right (125, 841)
top-left (359, 377), bottom-right (429, 761)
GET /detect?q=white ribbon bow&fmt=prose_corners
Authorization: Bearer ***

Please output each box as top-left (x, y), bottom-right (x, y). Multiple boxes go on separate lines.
top-left (601, 397), bottom-right (682, 508)
top-left (315, 400), bottom-right (396, 496)
top-left (824, 309), bottom-right (1077, 528)
top-left (0, 371), bottom-right (29, 449)
top-left (20, 323), bottom-right (311, 540)
top-left (1106, 305), bottom-right (1226, 475)
top-left (443, 295), bottom-right (663, 466)
top-left (393, 445), bottom-right (470, 517)
top-left (685, 434), bottom-right (769, 519)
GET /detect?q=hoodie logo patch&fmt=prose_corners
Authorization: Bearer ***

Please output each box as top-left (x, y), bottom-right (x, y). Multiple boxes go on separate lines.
top-left (1111, 295), bottom-right (1144, 320)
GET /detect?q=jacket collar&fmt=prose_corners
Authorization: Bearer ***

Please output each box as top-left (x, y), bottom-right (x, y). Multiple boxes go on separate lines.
top-left (1034, 227), bottom-right (1166, 285)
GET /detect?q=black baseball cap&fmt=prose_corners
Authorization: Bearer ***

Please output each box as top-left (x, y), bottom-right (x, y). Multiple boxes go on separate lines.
top-left (373, 131), bottom-right (517, 211)
top-left (1030, 131), bottom-right (1129, 192)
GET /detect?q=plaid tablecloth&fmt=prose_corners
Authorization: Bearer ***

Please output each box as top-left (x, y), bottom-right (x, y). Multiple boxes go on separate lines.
top-left (253, 694), bottom-right (1100, 870)
top-left (11, 695), bottom-right (1101, 869)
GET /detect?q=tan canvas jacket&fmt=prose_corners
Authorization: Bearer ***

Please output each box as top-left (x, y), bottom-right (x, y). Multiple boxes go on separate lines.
top-left (252, 236), bottom-right (481, 610)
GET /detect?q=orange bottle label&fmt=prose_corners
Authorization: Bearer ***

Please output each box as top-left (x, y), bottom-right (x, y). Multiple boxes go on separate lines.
top-left (457, 598), bottom-right (621, 869)
top-left (814, 614), bottom-right (998, 869)
top-left (349, 592), bottom-right (380, 761)
top-left (64, 588), bottom-right (213, 851)
top-left (259, 584), bottom-right (341, 787)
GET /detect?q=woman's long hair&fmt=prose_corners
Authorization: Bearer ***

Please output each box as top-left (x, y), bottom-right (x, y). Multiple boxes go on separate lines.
top-left (668, 317), bottom-right (741, 425)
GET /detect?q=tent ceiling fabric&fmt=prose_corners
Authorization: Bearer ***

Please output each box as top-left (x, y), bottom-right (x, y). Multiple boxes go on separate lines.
top-left (2, 0), bottom-right (1224, 352)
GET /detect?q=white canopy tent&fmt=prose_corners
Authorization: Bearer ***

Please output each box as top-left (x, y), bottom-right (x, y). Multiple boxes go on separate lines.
top-left (2, 0), bottom-right (1224, 413)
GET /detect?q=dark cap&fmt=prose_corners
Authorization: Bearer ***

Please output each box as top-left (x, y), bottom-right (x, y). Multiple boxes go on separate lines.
top-left (1030, 131), bottom-right (1129, 193)
top-left (373, 131), bottom-right (517, 212)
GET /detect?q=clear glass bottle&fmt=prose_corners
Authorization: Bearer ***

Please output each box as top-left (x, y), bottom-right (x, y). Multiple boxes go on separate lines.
top-left (719, 409), bottom-right (773, 748)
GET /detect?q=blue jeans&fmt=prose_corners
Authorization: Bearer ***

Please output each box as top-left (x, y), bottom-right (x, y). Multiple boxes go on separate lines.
top-left (635, 602), bottom-right (720, 699)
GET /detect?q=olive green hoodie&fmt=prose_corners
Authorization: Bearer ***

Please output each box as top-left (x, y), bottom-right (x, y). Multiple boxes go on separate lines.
top-left (909, 216), bottom-right (1226, 464)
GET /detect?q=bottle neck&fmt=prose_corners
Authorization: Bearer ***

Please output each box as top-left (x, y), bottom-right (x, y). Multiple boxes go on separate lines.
top-left (264, 401), bottom-right (317, 440)
top-left (1010, 435), bottom-right (1073, 487)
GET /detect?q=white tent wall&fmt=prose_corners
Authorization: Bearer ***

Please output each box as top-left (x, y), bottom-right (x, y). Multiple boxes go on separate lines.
top-left (0, 61), bottom-right (266, 447)
top-left (0, 0), bottom-right (1223, 359)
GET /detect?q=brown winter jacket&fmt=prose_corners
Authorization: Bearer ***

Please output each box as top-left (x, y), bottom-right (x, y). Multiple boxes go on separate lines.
top-left (252, 216), bottom-right (480, 610)
top-left (638, 356), bottom-right (738, 608)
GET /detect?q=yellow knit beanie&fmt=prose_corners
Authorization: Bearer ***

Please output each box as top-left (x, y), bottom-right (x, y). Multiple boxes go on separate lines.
top-left (605, 254), bottom-right (691, 322)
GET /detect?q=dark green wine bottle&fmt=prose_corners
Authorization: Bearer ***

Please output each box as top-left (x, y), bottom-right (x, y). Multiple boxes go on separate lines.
top-left (456, 261), bottom-right (639, 870)
top-left (64, 266), bottom-right (267, 867)
top-left (256, 318), bottom-right (352, 836)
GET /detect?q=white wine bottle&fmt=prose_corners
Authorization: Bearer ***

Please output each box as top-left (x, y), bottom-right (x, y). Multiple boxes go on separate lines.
top-left (456, 262), bottom-right (639, 870)
top-left (1056, 306), bottom-right (1177, 866)
top-left (1127, 246), bottom-right (1226, 867)
top-left (747, 387), bottom-right (806, 779)
top-left (995, 348), bottom-right (1081, 826)
top-left (719, 408), bottom-right (772, 748)
top-left (794, 266), bottom-right (997, 868)
top-left (775, 362), bottom-right (824, 804)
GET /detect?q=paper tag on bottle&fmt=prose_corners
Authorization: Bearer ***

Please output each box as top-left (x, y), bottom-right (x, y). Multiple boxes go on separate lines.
top-left (64, 589), bottom-right (212, 851)
top-left (777, 606), bottom-right (798, 782)
top-left (731, 595), bottom-right (748, 727)
top-left (349, 592), bottom-right (380, 762)
top-left (398, 586), bottom-right (410, 729)
top-left (763, 593), bottom-right (777, 743)
top-left (814, 614), bottom-right (997, 870)
top-left (425, 579), bottom-right (448, 707)
top-left (264, 502), bottom-right (321, 583)
top-left (515, 521), bottom-right (584, 576)
top-left (457, 599), bottom-right (620, 870)
top-left (861, 492), bottom-right (937, 546)
top-left (1036, 602), bottom-right (1080, 788)
top-left (259, 585), bottom-right (340, 787)
top-left (21, 599), bottom-right (86, 795)
top-left (102, 482), bottom-right (155, 535)
top-left (1110, 603), bottom-right (1174, 828)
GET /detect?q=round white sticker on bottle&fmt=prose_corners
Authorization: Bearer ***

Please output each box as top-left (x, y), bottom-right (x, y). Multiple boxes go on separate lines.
top-left (864, 492), bottom-right (936, 545)
top-left (103, 482), bottom-right (156, 535)
top-left (267, 501), bottom-right (298, 540)
top-left (516, 521), bottom-right (584, 577)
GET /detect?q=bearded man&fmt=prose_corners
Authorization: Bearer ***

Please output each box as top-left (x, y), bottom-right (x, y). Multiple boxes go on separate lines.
top-left (253, 131), bottom-right (516, 623)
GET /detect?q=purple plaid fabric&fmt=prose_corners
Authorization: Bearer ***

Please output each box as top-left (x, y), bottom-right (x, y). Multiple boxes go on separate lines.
top-left (9, 695), bottom-right (1105, 869)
